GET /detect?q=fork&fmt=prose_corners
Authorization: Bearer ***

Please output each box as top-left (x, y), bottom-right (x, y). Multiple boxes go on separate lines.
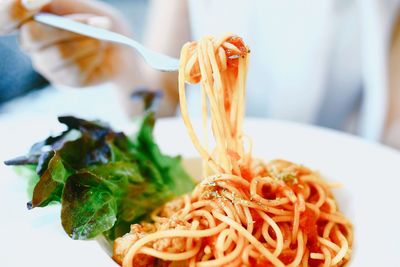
top-left (33, 13), bottom-right (180, 72)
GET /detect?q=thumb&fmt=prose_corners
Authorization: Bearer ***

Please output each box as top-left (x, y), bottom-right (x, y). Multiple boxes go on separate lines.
top-left (21, 0), bottom-right (52, 11)
top-left (64, 13), bottom-right (113, 30)
top-left (0, 0), bottom-right (52, 34)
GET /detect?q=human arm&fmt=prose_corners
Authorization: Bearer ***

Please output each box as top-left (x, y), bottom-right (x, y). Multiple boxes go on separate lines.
top-left (384, 13), bottom-right (400, 149)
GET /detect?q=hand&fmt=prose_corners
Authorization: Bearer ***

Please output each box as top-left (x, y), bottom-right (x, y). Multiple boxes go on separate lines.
top-left (0, 0), bottom-right (135, 87)
top-left (383, 116), bottom-right (400, 149)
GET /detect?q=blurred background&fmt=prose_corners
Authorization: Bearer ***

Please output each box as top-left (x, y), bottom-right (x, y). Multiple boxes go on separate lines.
top-left (0, 0), bottom-right (399, 149)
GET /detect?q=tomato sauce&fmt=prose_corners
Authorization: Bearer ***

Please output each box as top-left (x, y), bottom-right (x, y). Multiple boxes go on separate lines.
top-left (224, 36), bottom-right (249, 71)
top-left (299, 207), bottom-right (324, 267)
top-left (250, 209), bottom-right (264, 229)
top-left (225, 36), bottom-right (248, 57)
top-left (279, 250), bottom-right (296, 265)
top-left (261, 184), bottom-right (276, 200)
top-left (300, 207), bottom-right (318, 245)
top-left (239, 165), bottom-right (253, 181)
top-left (249, 257), bottom-right (275, 267)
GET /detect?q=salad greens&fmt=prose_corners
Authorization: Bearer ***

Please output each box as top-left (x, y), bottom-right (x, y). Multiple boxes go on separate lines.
top-left (5, 113), bottom-right (195, 240)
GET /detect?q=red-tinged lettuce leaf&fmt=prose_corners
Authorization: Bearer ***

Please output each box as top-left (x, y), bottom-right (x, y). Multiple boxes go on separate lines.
top-left (30, 152), bottom-right (71, 208)
top-left (58, 116), bottom-right (114, 139)
top-left (61, 172), bottom-right (117, 240)
top-left (30, 170), bottom-right (62, 209)
top-left (57, 135), bottom-right (111, 169)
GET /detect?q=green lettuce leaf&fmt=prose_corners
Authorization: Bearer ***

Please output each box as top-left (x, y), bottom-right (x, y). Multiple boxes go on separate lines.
top-left (62, 172), bottom-right (117, 240)
top-left (5, 113), bottom-right (195, 240)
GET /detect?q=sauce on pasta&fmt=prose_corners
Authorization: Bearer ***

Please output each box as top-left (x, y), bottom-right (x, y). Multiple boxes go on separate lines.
top-left (113, 34), bottom-right (353, 267)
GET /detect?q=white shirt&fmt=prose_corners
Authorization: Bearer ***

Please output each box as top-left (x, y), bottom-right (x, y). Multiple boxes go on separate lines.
top-left (187, 0), bottom-right (399, 141)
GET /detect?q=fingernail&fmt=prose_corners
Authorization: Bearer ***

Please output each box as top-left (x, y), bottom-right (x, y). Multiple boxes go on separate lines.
top-left (22, 0), bottom-right (52, 11)
top-left (87, 16), bottom-right (112, 30)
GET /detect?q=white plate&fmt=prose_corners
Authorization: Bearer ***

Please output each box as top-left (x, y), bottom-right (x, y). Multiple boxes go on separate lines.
top-left (1, 116), bottom-right (400, 267)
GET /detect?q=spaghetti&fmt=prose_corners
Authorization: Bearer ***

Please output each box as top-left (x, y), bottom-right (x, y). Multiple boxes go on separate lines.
top-left (114, 34), bottom-right (353, 267)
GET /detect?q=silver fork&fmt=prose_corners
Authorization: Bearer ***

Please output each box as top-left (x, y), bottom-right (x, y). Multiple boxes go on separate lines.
top-left (34, 13), bottom-right (179, 72)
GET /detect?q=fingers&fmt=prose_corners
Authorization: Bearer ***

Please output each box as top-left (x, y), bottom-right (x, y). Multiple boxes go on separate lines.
top-left (41, 0), bottom-right (132, 35)
top-left (34, 50), bottom-right (104, 87)
top-left (65, 13), bottom-right (112, 30)
top-left (20, 13), bottom-right (112, 51)
top-left (20, 20), bottom-right (80, 50)
top-left (46, 45), bottom-right (120, 87)
top-left (41, 0), bottom-right (114, 16)
top-left (30, 36), bottom-right (108, 85)
top-left (20, 12), bottom-right (115, 87)
top-left (0, 0), bottom-right (51, 34)
top-left (21, 0), bottom-right (52, 10)
top-left (31, 37), bottom-right (104, 71)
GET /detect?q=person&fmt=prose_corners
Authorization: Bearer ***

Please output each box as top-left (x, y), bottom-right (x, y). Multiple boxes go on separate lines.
top-left (0, 0), bottom-right (398, 149)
